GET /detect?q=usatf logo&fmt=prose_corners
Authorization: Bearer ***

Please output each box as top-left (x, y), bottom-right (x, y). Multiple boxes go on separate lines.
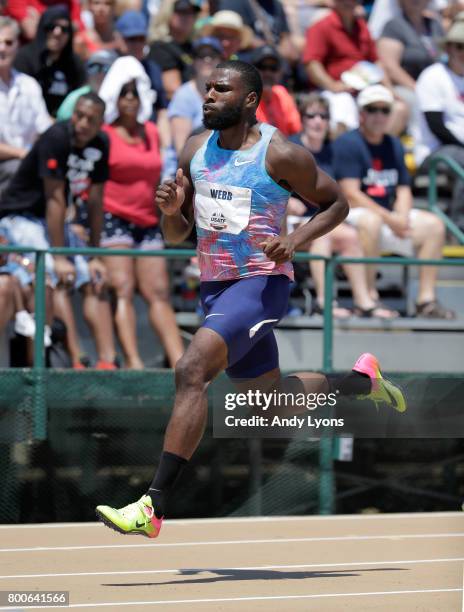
top-left (210, 211), bottom-right (227, 230)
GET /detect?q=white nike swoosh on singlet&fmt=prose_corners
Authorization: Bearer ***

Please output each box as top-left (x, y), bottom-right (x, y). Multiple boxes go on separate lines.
top-left (249, 319), bottom-right (279, 338)
top-left (234, 159), bottom-right (255, 166)
top-left (205, 313), bottom-right (225, 319)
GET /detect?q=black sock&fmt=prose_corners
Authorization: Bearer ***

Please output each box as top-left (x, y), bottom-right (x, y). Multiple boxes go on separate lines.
top-left (327, 371), bottom-right (371, 397)
top-left (147, 451), bottom-right (188, 518)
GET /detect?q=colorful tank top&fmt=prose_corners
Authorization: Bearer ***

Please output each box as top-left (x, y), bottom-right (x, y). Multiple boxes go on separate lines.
top-left (190, 122), bottom-right (294, 282)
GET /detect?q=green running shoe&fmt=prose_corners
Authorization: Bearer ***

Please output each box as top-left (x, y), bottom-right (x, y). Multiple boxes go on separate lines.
top-left (96, 495), bottom-right (163, 539)
top-left (352, 352), bottom-right (407, 413)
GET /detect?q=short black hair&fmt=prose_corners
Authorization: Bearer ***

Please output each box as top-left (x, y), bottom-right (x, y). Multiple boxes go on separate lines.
top-left (75, 91), bottom-right (106, 114)
top-left (216, 60), bottom-right (263, 107)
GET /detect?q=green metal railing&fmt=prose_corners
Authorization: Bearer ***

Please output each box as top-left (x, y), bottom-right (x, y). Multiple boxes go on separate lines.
top-left (427, 154), bottom-right (464, 244)
top-left (1, 244), bottom-right (464, 516)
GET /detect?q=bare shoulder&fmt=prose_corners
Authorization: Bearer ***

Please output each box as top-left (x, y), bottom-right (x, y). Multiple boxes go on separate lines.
top-left (179, 130), bottom-right (212, 169)
top-left (266, 130), bottom-right (317, 184)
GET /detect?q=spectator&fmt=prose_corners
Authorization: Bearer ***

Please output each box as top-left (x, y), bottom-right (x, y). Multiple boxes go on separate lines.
top-left (0, 93), bottom-right (119, 365)
top-left (303, 0), bottom-right (407, 136)
top-left (168, 36), bottom-right (223, 155)
top-left (6, 0), bottom-right (82, 41)
top-left (98, 58), bottom-right (184, 369)
top-left (75, 0), bottom-right (119, 58)
top-left (199, 10), bottom-right (253, 59)
top-left (378, 0), bottom-right (443, 146)
top-left (115, 9), bottom-right (173, 169)
top-left (0, 17), bottom-right (52, 199)
top-left (14, 5), bottom-right (86, 117)
top-left (218, 0), bottom-right (299, 64)
top-left (415, 13), bottom-right (464, 231)
top-left (289, 93), bottom-right (398, 317)
top-left (333, 85), bottom-right (455, 319)
top-left (0, 226), bottom-right (42, 349)
top-left (148, 0), bottom-right (202, 100)
top-left (56, 49), bottom-right (117, 121)
top-left (251, 45), bottom-right (301, 137)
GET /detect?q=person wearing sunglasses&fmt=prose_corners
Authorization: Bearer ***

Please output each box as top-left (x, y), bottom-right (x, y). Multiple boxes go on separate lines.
top-left (0, 16), bottom-right (51, 199)
top-left (168, 36), bottom-right (224, 155)
top-left (415, 13), bottom-right (464, 235)
top-left (333, 84), bottom-right (455, 319)
top-left (56, 49), bottom-right (117, 121)
top-left (252, 45), bottom-right (301, 137)
top-left (288, 93), bottom-right (398, 318)
top-left (14, 5), bottom-right (86, 117)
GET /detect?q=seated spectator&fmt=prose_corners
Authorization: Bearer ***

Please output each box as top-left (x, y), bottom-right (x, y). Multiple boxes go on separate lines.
top-left (333, 85), bottom-right (455, 319)
top-left (0, 93), bottom-right (119, 366)
top-left (303, 0), bottom-right (407, 136)
top-left (282, 0), bottom-right (332, 53)
top-left (415, 13), bottom-right (464, 232)
top-left (75, 0), bottom-right (119, 59)
top-left (6, 0), bottom-right (83, 41)
top-left (0, 226), bottom-right (43, 350)
top-left (289, 93), bottom-right (398, 318)
top-left (218, 0), bottom-right (299, 64)
top-left (98, 58), bottom-right (184, 369)
top-left (199, 10), bottom-right (253, 59)
top-left (148, 0), bottom-right (202, 100)
top-left (14, 5), bottom-right (86, 117)
top-left (378, 0), bottom-right (443, 145)
top-left (56, 49), bottom-right (117, 121)
top-left (0, 17), bottom-right (52, 199)
top-left (168, 36), bottom-right (223, 155)
top-left (251, 45), bottom-right (301, 137)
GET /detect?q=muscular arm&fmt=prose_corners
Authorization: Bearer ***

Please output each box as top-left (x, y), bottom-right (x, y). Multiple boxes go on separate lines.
top-left (159, 133), bottom-right (209, 244)
top-left (267, 136), bottom-right (349, 250)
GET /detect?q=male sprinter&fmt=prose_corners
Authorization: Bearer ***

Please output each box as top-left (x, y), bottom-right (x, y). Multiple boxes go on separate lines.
top-left (96, 61), bottom-right (405, 537)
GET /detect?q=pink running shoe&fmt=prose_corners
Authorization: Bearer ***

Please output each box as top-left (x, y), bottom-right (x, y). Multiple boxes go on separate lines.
top-left (353, 353), bottom-right (406, 413)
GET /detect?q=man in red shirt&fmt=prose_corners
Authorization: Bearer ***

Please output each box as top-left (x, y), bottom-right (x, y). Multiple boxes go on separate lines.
top-left (252, 45), bottom-right (301, 137)
top-left (302, 0), bottom-right (406, 136)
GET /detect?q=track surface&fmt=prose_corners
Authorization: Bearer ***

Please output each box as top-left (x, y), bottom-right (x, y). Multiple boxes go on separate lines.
top-left (0, 512), bottom-right (463, 611)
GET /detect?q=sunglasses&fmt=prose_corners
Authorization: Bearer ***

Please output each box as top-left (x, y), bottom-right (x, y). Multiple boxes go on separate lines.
top-left (45, 22), bottom-right (72, 34)
top-left (304, 111), bottom-right (330, 120)
top-left (87, 63), bottom-right (111, 75)
top-left (451, 42), bottom-right (464, 50)
top-left (256, 63), bottom-right (279, 72)
top-left (0, 39), bottom-right (15, 46)
top-left (363, 105), bottom-right (391, 115)
top-left (195, 51), bottom-right (220, 60)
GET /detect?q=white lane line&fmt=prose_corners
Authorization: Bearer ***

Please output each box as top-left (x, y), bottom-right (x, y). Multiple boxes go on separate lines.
top-left (462, 562), bottom-right (464, 612)
top-left (0, 588), bottom-right (460, 609)
top-left (0, 511), bottom-right (462, 529)
top-left (1, 556), bottom-right (463, 580)
top-left (1, 532), bottom-right (463, 554)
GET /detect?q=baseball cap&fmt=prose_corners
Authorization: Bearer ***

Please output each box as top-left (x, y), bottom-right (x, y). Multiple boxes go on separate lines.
top-left (173, 0), bottom-right (202, 13)
top-left (192, 36), bottom-right (223, 56)
top-left (357, 85), bottom-right (394, 109)
top-left (250, 45), bottom-right (281, 66)
top-left (115, 10), bottom-right (147, 38)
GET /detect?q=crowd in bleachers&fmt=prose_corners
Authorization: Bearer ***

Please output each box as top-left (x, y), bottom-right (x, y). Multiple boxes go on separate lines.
top-left (0, 0), bottom-right (463, 367)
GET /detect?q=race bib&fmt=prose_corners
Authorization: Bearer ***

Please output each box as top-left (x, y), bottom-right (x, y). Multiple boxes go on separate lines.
top-left (194, 180), bottom-right (252, 235)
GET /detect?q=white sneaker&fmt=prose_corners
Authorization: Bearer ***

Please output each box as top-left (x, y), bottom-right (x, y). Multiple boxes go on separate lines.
top-left (14, 310), bottom-right (36, 338)
top-left (44, 325), bottom-right (52, 348)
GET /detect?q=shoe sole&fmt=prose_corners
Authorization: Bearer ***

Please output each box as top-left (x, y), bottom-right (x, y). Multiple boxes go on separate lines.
top-left (95, 509), bottom-right (150, 537)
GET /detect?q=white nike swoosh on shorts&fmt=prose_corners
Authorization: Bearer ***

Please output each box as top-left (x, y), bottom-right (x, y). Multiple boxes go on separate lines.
top-left (205, 313), bottom-right (225, 319)
top-left (249, 319), bottom-right (279, 339)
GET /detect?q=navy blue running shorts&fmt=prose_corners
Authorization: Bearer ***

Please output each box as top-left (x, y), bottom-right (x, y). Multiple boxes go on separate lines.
top-left (200, 274), bottom-right (290, 379)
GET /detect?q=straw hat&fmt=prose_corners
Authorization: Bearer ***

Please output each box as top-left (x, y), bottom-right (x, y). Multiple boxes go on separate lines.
top-left (441, 12), bottom-right (464, 47)
top-left (200, 10), bottom-right (254, 49)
